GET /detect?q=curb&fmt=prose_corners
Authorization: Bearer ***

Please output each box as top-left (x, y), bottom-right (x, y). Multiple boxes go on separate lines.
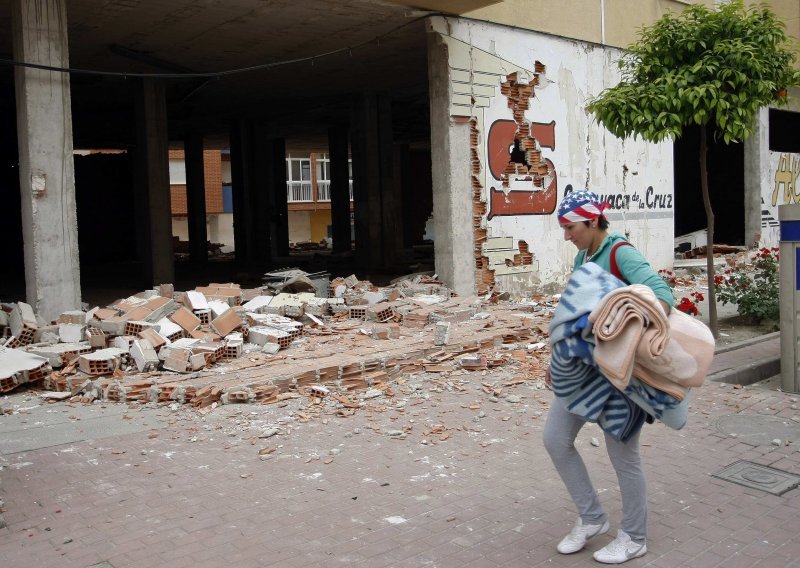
top-left (708, 356), bottom-right (781, 386)
top-left (708, 331), bottom-right (781, 386)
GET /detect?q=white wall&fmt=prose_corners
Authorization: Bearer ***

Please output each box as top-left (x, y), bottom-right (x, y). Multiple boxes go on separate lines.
top-left (435, 18), bottom-right (675, 292)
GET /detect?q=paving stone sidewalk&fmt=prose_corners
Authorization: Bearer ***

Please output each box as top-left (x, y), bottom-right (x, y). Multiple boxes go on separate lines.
top-left (2, 351), bottom-right (800, 568)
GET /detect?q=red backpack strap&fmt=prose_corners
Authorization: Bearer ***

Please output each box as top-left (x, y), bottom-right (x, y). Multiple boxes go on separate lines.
top-left (609, 241), bottom-right (633, 282)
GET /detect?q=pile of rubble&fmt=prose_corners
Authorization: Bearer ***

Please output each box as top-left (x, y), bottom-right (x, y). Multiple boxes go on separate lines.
top-left (0, 273), bottom-right (553, 411)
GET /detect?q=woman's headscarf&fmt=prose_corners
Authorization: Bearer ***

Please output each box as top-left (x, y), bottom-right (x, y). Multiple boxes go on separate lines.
top-left (557, 190), bottom-right (609, 224)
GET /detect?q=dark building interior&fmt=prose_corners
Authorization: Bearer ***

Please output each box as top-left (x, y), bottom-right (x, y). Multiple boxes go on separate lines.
top-left (0, 1), bottom-right (441, 305)
top-left (673, 125), bottom-right (745, 247)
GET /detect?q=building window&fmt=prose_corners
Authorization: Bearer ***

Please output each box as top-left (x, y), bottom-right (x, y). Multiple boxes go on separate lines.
top-left (286, 155), bottom-right (313, 202)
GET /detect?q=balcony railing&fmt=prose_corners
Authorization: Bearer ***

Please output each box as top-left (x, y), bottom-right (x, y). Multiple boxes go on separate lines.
top-left (317, 180), bottom-right (331, 202)
top-left (316, 180), bottom-right (354, 202)
top-left (286, 181), bottom-right (313, 202)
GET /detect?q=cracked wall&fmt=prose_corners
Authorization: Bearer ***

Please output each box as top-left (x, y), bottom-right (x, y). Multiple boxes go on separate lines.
top-left (431, 16), bottom-right (675, 294)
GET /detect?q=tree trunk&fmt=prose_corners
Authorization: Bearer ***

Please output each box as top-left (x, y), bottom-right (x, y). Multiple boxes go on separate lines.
top-left (700, 125), bottom-right (719, 338)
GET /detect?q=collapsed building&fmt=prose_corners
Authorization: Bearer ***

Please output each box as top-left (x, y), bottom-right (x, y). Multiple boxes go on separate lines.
top-left (0, 272), bottom-right (551, 409)
top-left (0, 1), bottom-right (798, 328)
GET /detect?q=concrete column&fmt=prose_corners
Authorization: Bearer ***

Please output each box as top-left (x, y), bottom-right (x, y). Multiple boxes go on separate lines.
top-left (744, 107), bottom-right (769, 249)
top-left (12, 0), bottom-right (81, 321)
top-left (350, 96), bottom-right (373, 272)
top-left (267, 137), bottom-right (289, 258)
top-left (328, 125), bottom-right (351, 253)
top-left (184, 133), bottom-right (208, 263)
top-left (351, 94), bottom-right (396, 274)
top-left (428, 31), bottom-right (475, 295)
top-left (377, 96), bottom-right (401, 267)
top-left (133, 78), bottom-right (173, 286)
top-left (396, 144), bottom-right (414, 248)
top-left (229, 119), bottom-right (256, 267)
top-left (250, 123), bottom-right (272, 267)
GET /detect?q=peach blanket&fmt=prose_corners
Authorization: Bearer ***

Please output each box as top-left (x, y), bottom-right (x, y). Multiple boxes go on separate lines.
top-left (589, 285), bottom-right (715, 400)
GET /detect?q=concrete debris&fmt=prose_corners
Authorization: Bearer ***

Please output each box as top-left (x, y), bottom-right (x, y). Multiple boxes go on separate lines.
top-left (0, 347), bottom-right (51, 393)
top-left (0, 269), bottom-right (555, 412)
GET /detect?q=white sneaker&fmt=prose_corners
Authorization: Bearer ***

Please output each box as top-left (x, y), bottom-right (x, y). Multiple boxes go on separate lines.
top-left (593, 530), bottom-right (647, 564)
top-left (557, 517), bottom-right (611, 554)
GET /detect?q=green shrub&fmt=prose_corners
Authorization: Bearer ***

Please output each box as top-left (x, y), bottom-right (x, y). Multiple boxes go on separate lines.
top-left (716, 248), bottom-right (779, 323)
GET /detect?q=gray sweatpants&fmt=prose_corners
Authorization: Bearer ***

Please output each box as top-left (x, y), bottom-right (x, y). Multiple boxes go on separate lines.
top-left (543, 396), bottom-right (647, 543)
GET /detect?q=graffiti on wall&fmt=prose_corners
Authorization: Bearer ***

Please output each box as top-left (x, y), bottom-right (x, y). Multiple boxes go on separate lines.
top-left (771, 152), bottom-right (800, 206)
top-left (590, 187), bottom-right (672, 211)
top-left (486, 69), bottom-right (558, 220)
top-left (487, 118), bottom-right (558, 219)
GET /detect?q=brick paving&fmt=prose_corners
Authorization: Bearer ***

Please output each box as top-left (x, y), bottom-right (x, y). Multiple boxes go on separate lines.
top-left (2, 358), bottom-right (800, 567)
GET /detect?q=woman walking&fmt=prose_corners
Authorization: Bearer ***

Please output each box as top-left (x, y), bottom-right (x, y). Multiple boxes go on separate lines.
top-left (543, 190), bottom-right (673, 564)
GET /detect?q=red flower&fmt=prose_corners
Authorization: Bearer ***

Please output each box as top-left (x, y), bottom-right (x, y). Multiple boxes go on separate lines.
top-left (676, 297), bottom-right (699, 316)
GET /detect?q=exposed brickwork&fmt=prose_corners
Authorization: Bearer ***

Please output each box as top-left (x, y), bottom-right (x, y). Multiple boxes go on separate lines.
top-left (474, 67), bottom-right (547, 292)
top-left (471, 118), bottom-right (492, 295)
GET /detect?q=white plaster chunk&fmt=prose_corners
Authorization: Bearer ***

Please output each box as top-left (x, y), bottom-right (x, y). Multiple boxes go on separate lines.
top-left (241, 295), bottom-right (273, 312)
top-left (247, 326), bottom-right (290, 347)
top-left (155, 317), bottom-right (182, 338)
top-left (0, 346), bottom-right (48, 375)
top-left (112, 336), bottom-right (136, 350)
top-left (363, 291), bottom-right (387, 306)
top-left (9, 302), bottom-right (37, 336)
top-left (225, 332), bottom-right (244, 344)
top-left (82, 347), bottom-right (127, 361)
top-left (208, 300), bottom-right (230, 319)
top-left (58, 323), bottom-right (86, 343)
top-left (189, 353), bottom-right (207, 371)
top-left (185, 291), bottom-right (210, 311)
top-left (130, 339), bottom-right (159, 372)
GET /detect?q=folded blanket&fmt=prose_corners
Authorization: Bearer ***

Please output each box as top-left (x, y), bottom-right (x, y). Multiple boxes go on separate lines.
top-left (549, 263), bottom-right (646, 441)
top-left (589, 282), bottom-right (715, 402)
top-left (589, 285), bottom-right (670, 391)
top-left (633, 308), bottom-right (715, 398)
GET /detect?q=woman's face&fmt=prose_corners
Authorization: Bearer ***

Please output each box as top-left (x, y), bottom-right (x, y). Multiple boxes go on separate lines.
top-left (561, 221), bottom-right (595, 250)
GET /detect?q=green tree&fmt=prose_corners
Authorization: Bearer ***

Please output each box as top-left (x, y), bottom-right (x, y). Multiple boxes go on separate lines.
top-left (587, 0), bottom-right (800, 338)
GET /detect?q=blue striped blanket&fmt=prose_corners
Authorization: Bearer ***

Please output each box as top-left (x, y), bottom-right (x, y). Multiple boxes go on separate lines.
top-left (549, 263), bottom-right (685, 441)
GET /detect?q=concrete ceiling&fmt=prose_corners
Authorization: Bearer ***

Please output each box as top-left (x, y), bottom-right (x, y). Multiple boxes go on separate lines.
top-left (0, 0), bottom-right (474, 148)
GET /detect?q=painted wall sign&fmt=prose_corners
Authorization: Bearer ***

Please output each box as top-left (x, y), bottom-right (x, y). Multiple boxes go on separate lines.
top-left (762, 152), bottom-right (800, 249)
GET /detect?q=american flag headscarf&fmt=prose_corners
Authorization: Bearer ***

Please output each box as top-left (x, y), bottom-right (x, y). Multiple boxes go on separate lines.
top-left (557, 190), bottom-right (609, 224)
